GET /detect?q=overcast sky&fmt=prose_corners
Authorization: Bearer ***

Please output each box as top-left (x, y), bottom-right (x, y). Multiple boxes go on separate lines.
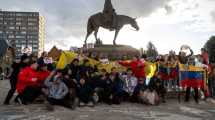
top-left (0, 0), bottom-right (215, 54)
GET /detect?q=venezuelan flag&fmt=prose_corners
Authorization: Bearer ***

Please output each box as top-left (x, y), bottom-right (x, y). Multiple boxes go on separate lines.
top-left (179, 64), bottom-right (206, 88)
top-left (157, 64), bottom-right (169, 80)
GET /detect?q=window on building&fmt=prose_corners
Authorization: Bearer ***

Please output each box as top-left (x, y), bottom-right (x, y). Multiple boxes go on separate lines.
top-left (16, 35), bottom-right (25, 39)
top-left (15, 40), bottom-right (20, 43)
top-left (9, 26), bottom-right (15, 30)
top-left (33, 40), bottom-right (38, 44)
top-left (16, 13), bottom-right (25, 16)
top-left (28, 22), bottom-right (36, 26)
top-left (28, 18), bottom-right (37, 22)
top-left (16, 18), bottom-right (22, 21)
top-left (9, 22), bottom-right (15, 25)
top-left (33, 44), bottom-right (38, 47)
top-left (20, 31), bottom-right (26, 34)
top-left (20, 27), bottom-right (26, 30)
top-left (16, 44), bottom-right (21, 47)
top-left (8, 35), bottom-right (15, 38)
top-left (16, 22), bottom-right (21, 25)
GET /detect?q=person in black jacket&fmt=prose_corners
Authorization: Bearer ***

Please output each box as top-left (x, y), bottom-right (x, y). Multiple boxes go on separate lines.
top-left (3, 54), bottom-right (30, 105)
top-left (66, 59), bottom-right (80, 81)
top-left (76, 76), bottom-right (95, 107)
top-left (178, 46), bottom-right (198, 103)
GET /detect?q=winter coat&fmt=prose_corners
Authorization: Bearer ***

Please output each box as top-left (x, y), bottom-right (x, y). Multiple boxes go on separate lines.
top-left (16, 67), bottom-right (38, 94)
top-left (44, 77), bottom-right (69, 99)
top-left (119, 60), bottom-right (145, 78)
top-left (37, 70), bottom-right (50, 85)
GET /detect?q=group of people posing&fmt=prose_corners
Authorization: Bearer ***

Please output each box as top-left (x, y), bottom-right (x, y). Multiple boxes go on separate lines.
top-left (2, 45), bottom-right (215, 111)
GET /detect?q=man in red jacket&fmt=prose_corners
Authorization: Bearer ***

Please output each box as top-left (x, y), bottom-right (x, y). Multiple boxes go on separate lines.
top-left (119, 56), bottom-right (145, 79)
top-left (16, 60), bottom-right (41, 105)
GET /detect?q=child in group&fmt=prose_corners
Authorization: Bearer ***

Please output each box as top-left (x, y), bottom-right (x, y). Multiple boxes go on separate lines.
top-left (43, 70), bottom-right (71, 110)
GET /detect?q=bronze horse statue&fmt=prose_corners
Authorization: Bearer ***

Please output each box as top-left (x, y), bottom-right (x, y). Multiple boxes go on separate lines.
top-left (85, 13), bottom-right (140, 45)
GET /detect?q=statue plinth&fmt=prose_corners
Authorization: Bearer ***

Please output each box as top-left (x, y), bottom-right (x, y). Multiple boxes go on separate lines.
top-left (85, 44), bottom-right (140, 60)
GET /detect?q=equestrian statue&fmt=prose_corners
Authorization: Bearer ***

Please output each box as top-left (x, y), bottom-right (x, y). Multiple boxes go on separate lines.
top-left (85, 0), bottom-right (140, 45)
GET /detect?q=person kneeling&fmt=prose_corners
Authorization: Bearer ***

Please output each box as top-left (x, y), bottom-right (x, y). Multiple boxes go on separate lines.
top-left (43, 70), bottom-right (71, 111)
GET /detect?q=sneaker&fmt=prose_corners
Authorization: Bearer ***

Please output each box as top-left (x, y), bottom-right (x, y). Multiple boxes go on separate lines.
top-left (79, 102), bottom-right (85, 107)
top-left (87, 101), bottom-right (94, 107)
top-left (93, 94), bottom-right (99, 104)
top-left (14, 97), bottom-right (22, 105)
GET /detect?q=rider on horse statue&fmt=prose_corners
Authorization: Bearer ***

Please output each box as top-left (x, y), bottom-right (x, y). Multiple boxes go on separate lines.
top-left (103, 0), bottom-right (117, 30)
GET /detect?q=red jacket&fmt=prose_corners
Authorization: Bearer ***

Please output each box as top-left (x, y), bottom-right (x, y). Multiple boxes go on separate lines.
top-left (119, 60), bottom-right (145, 78)
top-left (37, 70), bottom-right (50, 85)
top-left (16, 67), bottom-right (38, 94)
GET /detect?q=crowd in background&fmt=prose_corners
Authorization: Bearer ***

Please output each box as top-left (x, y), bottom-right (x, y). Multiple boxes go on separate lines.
top-left (1, 45), bottom-right (215, 111)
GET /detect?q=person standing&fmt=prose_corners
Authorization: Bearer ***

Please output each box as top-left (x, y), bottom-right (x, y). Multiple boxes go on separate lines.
top-left (3, 54), bottom-right (30, 105)
top-left (178, 45), bottom-right (199, 103)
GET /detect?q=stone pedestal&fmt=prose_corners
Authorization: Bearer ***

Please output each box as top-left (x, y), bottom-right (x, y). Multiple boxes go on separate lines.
top-left (86, 44), bottom-right (140, 60)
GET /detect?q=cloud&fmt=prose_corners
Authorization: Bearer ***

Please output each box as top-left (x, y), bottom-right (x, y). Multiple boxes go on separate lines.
top-left (164, 5), bottom-right (173, 15)
top-left (1, 0), bottom-right (215, 54)
top-left (0, 0), bottom-right (172, 50)
top-left (211, 10), bottom-right (215, 22)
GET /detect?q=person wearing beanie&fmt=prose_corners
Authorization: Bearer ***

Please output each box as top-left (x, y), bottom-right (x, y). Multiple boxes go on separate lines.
top-left (3, 54), bottom-right (30, 105)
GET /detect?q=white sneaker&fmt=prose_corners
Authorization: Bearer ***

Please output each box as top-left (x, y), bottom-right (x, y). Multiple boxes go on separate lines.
top-left (87, 101), bottom-right (94, 107)
top-left (79, 102), bottom-right (85, 107)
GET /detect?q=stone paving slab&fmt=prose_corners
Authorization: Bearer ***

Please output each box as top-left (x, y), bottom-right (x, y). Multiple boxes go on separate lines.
top-left (1, 80), bottom-right (215, 120)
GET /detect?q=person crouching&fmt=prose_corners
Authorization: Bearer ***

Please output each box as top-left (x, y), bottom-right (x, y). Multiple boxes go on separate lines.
top-left (16, 60), bottom-right (42, 105)
top-left (76, 75), bottom-right (95, 107)
top-left (42, 70), bottom-right (71, 111)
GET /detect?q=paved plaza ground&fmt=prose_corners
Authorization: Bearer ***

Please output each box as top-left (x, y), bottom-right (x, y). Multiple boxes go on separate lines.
top-left (0, 80), bottom-right (215, 120)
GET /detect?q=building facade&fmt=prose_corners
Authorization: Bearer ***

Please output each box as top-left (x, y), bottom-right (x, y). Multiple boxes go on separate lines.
top-left (0, 10), bottom-right (45, 58)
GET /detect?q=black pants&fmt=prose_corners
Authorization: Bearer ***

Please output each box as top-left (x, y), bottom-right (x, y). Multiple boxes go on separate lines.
top-left (18, 86), bottom-right (42, 104)
top-left (4, 78), bottom-right (17, 104)
top-left (100, 88), bottom-right (113, 104)
top-left (185, 87), bottom-right (199, 103)
top-left (155, 85), bottom-right (166, 102)
top-left (47, 97), bottom-right (71, 108)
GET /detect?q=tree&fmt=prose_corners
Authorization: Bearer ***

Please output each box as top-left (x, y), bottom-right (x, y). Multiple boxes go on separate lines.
top-left (204, 36), bottom-right (215, 63)
top-left (146, 41), bottom-right (158, 59)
